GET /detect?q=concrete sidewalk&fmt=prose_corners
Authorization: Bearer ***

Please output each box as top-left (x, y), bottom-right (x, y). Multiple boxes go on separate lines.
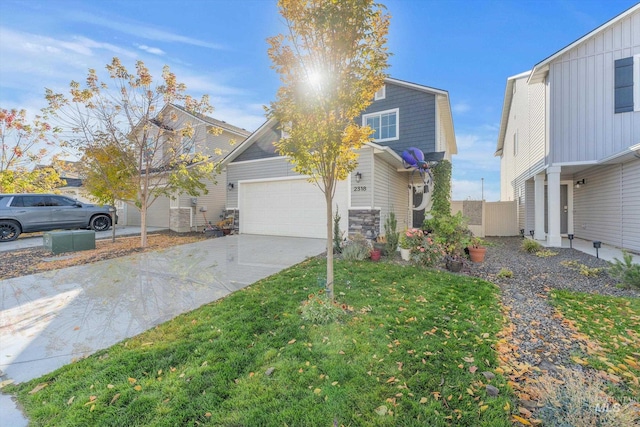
top-left (0, 234), bottom-right (326, 426)
top-left (539, 236), bottom-right (639, 264)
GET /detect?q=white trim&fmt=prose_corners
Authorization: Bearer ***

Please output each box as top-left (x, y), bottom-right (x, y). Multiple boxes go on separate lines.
top-left (528, 4), bottom-right (640, 83)
top-left (362, 108), bottom-right (399, 142)
top-left (239, 175), bottom-right (311, 185)
top-left (374, 85), bottom-right (386, 100)
top-left (230, 155), bottom-right (289, 165)
top-left (385, 78), bottom-right (448, 97)
top-left (634, 54), bottom-right (640, 112)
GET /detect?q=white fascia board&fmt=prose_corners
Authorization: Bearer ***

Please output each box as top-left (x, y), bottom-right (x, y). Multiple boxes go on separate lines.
top-left (385, 77), bottom-right (449, 97)
top-left (366, 141), bottom-right (405, 167)
top-left (528, 4), bottom-right (640, 83)
top-left (496, 73), bottom-right (531, 156)
top-left (222, 117), bottom-right (278, 165)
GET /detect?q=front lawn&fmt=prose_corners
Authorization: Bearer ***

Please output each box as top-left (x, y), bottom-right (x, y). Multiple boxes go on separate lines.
top-left (7, 259), bottom-right (514, 426)
top-left (550, 289), bottom-right (640, 401)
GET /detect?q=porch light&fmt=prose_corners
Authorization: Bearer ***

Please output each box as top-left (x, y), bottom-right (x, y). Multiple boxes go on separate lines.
top-left (575, 179), bottom-right (585, 188)
top-left (520, 229), bottom-right (525, 239)
top-left (568, 234), bottom-right (574, 249)
top-left (529, 230), bottom-right (534, 238)
top-left (227, 182), bottom-right (235, 191)
top-left (593, 241), bottom-right (601, 258)
top-left (355, 172), bottom-right (362, 183)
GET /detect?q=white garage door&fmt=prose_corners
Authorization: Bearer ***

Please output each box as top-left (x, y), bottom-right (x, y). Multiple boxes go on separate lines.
top-left (239, 177), bottom-right (348, 238)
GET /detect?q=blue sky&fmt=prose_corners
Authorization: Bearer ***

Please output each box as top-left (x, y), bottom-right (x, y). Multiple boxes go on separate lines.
top-left (1, 0), bottom-right (638, 201)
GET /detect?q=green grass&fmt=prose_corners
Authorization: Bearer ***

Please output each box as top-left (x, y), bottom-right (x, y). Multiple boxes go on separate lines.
top-left (550, 290), bottom-right (640, 401)
top-left (7, 259), bottom-right (514, 426)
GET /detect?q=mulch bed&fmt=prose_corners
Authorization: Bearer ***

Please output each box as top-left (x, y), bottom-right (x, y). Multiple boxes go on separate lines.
top-left (0, 230), bottom-right (209, 281)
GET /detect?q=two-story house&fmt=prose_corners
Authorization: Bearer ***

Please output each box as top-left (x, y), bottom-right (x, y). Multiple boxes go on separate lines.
top-left (496, 4), bottom-right (640, 252)
top-left (125, 103), bottom-right (251, 231)
top-left (222, 77), bottom-right (457, 239)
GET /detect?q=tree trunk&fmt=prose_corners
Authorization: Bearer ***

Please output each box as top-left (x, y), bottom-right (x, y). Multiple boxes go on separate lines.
top-left (140, 201), bottom-right (148, 248)
top-left (325, 189), bottom-right (334, 300)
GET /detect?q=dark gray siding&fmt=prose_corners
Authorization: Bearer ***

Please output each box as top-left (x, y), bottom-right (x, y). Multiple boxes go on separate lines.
top-left (234, 123), bottom-right (280, 162)
top-left (359, 82), bottom-right (436, 155)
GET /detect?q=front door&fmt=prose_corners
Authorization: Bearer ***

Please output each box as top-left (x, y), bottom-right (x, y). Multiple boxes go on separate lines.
top-left (544, 184), bottom-right (568, 234)
top-left (560, 184), bottom-right (568, 234)
top-left (412, 186), bottom-right (425, 228)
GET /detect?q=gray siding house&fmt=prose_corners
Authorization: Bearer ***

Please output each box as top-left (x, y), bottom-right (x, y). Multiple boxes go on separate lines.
top-left (224, 78), bottom-right (457, 239)
top-left (125, 103), bottom-right (251, 230)
top-left (497, 4), bottom-right (640, 252)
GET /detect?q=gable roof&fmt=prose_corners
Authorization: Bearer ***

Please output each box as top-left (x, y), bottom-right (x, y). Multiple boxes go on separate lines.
top-left (495, 70), bottom-right (531, 156)
top-left (528, 3), bottom-right (640, 83)
top-left (384, 78), bottom-right (457, 155)
top-left (165, 104), bottom-right (251, 138)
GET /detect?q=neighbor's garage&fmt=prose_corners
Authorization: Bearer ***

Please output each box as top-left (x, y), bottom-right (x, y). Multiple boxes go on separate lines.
top-left (239, 177), bottom-right (348, 238)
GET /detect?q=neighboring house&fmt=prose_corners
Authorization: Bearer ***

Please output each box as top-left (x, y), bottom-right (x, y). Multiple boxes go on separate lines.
top-left (496, 4), bottom-right (640, 252)
top-left (125, 103), bottom-right (251, 231)
top-left (223, 77), bottom-right (457, 239)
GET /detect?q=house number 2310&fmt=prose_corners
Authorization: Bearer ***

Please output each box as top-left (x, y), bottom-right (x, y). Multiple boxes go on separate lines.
top-left (353, 186), bottom-right (367, 192)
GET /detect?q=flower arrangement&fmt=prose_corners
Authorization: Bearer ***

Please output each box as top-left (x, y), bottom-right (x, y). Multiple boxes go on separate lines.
top-left (411, 234), bottom-right (446, 267)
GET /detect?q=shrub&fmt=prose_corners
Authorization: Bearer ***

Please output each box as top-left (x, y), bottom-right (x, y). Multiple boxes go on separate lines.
top-left (536, 249), bottom-right (558, 258)
top-left (521, 238), bottom-right (542, 253)
top-left (530, 368), bottom-right (639, 427)
top-left (410, 234), bottom-right (445, 267)
top-left (300, 293), bottom-right (343, 324)
top-left (424, 211), bottom-right (471, 259)
top-left (496, 268), bottom-right (513, 279)
top-left (579, 265), bottom-right (603, 277)
top-left (333, 206), bottom-right (344, 254)
top-left (341, 233), bottom-right (371, 261)
top-left (608, 251), bottom-right (640, 290)
top-left (384, 211), bottom-right (399, 255)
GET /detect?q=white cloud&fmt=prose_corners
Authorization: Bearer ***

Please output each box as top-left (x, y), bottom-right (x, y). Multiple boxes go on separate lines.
top-left (136, 44), bottom-right (165, 56)
top-left (452, 101), bottom-right (470, 114)
top-left (68, 11), bottom-right (226, 50)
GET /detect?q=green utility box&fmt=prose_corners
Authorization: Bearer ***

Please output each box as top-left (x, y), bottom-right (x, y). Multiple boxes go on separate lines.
top-left (72, 230), bottom-right (96, 251)
top-left (43, 230), bottom-right (95, 254)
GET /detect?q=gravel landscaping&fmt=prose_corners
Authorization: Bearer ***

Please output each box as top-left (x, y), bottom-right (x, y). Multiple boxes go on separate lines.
top-left (465, 237), bottom-right (638, 369)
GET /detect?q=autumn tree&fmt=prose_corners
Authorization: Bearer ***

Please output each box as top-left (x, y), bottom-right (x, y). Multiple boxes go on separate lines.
top-left (268, 0), bottom-right (390, 299)
top-left (79, 140), bottom-right (138, 241)
top-left (0, 108), bottom-right (65, 192)
top-left (44, 58), bottom-right (221, 247)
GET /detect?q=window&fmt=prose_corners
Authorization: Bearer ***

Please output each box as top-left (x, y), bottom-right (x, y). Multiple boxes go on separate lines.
top-left (182, 135), bottom-right (195, 155)
top-left (362, 108), bottom-right (399, 142)
top-left (615, 57), bottom-right (634, 113)
top-left (11, 195), bottom-right (47, 207)
top-left (374, 85), bottom-right (386, 100)
top-left (48, 196), bottom-right (77, 207)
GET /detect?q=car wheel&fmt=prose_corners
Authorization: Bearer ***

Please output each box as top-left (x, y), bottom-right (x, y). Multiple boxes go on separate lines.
top-left (0, 220), bottom-right (21, 242)
top-left (90, 215), bottom-right (111, 232)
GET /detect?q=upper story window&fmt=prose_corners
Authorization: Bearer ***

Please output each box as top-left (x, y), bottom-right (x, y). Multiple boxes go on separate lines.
top-left (614, 56), bottom-right (640, 113)
top-left (182, 135), bottom-right (195, 155)
top-left (374, 85), bottom-right (386, 100)
top-left (363, 108), bottom-right (399, 142)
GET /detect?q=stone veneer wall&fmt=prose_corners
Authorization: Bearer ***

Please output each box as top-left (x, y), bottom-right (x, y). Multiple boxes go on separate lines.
top-left (170, 208), bottom-right (192, 233)
top-left (224, 209), bottom-right (240, 233)
top-left (348, 209), bottom-right (380, 240)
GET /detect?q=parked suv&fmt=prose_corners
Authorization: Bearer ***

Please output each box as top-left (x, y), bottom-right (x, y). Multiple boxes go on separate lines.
top-left (0, 194), bottom-right (116, 242)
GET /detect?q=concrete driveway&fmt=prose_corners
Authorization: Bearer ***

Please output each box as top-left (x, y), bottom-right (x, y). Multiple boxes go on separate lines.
top-left (0, 234), bottom-right (326, 426)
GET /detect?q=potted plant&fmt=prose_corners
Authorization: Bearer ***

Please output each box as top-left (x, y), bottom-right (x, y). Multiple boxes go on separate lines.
top-left (373, 235), bottom-right (387, 256)
top-left (216, 217), bottom-right (234, 235)
top-left (370, 247), bottom-right (382, 261)
top-left (399, 233), bottom-right (412, 261)
top-left (426, 212), bottom-right (471, 272)
top-left (468, 236), bottom-right (487, 263)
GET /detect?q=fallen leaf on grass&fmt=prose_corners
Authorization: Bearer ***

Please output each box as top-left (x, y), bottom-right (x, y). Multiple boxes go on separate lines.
top-left (419, 397), bottom-right (428, 404)
top-left (374, 405), bottom-right (388, 416)
top-left (110, 393), bottom-right (120, 405)
top-left (512, 415), bottom-right (532, 425)
top-left (469, 366), bottom-right (478, 373)
top-left (28, 383), bottom-right (48, 394)
top-left (288, 339), bottom-right (296, 345)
